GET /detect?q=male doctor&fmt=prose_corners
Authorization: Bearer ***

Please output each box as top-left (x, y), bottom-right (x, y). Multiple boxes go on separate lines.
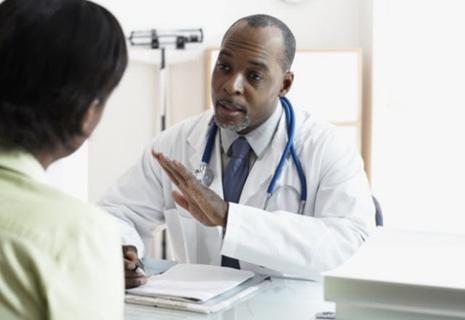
top-left (100, 14), bottom-right (375, 288)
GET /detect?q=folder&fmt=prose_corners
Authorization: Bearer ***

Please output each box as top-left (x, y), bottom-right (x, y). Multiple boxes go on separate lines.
top-left (125, 262), bottom-right (271, 314)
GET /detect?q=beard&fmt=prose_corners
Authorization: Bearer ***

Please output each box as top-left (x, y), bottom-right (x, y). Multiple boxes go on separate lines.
top-left (215, 115), bottom-right (250, 133)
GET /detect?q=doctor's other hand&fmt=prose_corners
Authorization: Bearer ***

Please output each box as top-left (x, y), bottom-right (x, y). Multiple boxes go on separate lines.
top-left (123, 245), bottom-right (147, 289)
top-left (152, 151), bottom-right (229, 227)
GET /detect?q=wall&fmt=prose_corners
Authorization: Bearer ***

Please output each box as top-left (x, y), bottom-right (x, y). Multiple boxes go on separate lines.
top-left (96, 0), bottom-right (364, 48)
top-left (371, 0), bottom-right (465, 234)
top-left (88, 61), bottom-right (159, 201)
top-left (88, 0), bottom-right (371, 202)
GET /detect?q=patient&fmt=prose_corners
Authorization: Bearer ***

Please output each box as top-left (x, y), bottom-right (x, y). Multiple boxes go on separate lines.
top-left (0, 0), bottom-right (127, 318)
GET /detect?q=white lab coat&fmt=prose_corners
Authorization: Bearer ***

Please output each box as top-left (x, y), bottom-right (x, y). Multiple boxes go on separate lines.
top-left (100, 107), bottom-right (375, 279)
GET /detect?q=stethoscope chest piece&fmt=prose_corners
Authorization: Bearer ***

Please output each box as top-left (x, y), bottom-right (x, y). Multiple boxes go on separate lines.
top-left (195, 163), bottom-right (214, 187)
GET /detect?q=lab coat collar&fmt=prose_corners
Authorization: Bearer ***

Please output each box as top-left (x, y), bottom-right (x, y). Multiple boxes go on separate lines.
top-left (186, 111), bottom-right (224, 197)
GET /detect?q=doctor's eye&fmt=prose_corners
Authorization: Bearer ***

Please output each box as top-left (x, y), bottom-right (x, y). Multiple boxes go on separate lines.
top-left (247, 72), bottom-right (262, 81)
top-left (216, 63), bottom-right (231, 72)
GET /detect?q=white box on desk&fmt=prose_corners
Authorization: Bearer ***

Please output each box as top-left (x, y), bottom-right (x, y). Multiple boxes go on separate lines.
top-left (324, 227), bottom-right (465, 320)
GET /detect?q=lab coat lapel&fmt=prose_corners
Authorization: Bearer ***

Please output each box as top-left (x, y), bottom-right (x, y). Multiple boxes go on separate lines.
top-left (186, 112), bottom-right (224, 200)
top-left (185, 112), bottom-right (224, 265)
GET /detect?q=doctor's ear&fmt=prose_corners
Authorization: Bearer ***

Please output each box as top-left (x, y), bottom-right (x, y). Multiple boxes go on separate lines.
top-left (279, 71), bottom-right (294, 97)
top-left (81, 98), bottom-right (104, 137)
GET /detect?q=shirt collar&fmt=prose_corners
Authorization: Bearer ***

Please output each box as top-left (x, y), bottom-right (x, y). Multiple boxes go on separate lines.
top-left (220, 104), bottom-right (283, 158)
top-left (0, 150), bottom-right (47, 182)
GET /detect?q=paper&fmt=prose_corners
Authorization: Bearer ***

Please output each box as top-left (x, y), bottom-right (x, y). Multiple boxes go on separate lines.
top-left (127, 263), bottom-right (254, 303)
top-left (126, 274), bottom-right (271, 314)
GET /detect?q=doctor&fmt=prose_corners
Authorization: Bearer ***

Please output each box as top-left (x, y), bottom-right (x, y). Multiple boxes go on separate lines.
top-left (100, 14), bottom-right (375, 288)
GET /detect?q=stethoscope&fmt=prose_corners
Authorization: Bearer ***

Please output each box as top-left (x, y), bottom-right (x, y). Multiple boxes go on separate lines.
top-left (194, 96), bottom-right (307, 214)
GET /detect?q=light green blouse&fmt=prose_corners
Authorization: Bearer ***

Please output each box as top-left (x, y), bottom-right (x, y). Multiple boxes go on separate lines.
top-left (0, 151), bottom-right (124, 320)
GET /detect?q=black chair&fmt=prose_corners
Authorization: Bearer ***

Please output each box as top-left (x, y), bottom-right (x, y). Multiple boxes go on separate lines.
top-left (373, 196), bottom-right (383, 226)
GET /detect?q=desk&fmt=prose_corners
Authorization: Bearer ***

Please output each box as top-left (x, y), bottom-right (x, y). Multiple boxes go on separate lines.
top-left (125, 259), bottom-right (334, 320)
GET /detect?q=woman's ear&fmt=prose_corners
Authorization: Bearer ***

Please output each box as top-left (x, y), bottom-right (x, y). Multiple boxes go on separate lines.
top-left (81, 98), bottom-right (103, 137)
top-left (279, 71), bottom-right (294, 97)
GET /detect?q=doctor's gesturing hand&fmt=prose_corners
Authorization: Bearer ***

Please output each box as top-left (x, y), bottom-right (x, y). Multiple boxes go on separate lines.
top-left (152, 150), bottom-right (229, 227)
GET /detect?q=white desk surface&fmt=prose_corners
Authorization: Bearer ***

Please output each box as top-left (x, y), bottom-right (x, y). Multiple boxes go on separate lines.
top-left (124, 259), bottom-right (334, 320)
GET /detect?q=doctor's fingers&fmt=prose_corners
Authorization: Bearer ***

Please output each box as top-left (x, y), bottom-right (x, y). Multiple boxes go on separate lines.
top-left (171, 159), bottom-right (196, 182)
top-left (172, 190), bottom-right (216, 226)
top-left (172, 190), bottom-right (189, 210)
top-left (170, 172), bottom-right (227, 225)
top-left (169, 176), bottom-right (221, 224)
top-left (160, 156), bottom-right (204, 198)
top-left (153, 152), bottom-right (183, 186)
top-left (157, 155), bottom-right (226, 226)
top-left (156, 153), bottom-right (194, 189)
top-left (154, 153), bottom-right (223, 224)
top-left (170, 160), bottom-right (220, 204)
top-left (178, 176), bottom-right (227, 222)
top-left (166, 157), bottom-right (201, 191)
top-left (152, 152), bottom-right (176, 180)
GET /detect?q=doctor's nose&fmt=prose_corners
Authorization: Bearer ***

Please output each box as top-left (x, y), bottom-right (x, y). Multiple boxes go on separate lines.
top-left (223, 74), bottom-right (244, 95)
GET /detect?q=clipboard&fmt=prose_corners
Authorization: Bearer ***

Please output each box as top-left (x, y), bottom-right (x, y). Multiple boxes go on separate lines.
top-left (125, 259), bottom-right (271, 313)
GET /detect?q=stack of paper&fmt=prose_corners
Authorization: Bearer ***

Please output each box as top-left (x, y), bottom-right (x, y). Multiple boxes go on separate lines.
top-left (324, 228), bottom-right (465, 320)
top-left (126, 263), bottom-right (270, 313)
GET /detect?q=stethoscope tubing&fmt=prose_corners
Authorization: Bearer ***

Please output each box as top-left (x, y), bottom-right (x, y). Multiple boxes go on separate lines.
top-left (282, 97), bottom-right (307, 203)
top-left (266, 97), bottom-right (295, 196)
top-left (201, 119), bottom-right (218, 165)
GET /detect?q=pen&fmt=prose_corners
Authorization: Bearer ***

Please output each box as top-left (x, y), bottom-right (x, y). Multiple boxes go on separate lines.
top-left (132, 264), bottom-right (147, 277)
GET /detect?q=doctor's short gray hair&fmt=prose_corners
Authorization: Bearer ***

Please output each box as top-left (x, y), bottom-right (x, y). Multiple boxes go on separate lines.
top-left (224, 14), bottom-right (296, 71)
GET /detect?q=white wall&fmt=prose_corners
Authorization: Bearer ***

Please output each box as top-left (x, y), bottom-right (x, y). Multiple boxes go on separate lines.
top-left (96, 0), bottom-right (364, 48)
top-left (88, 0), bottom-right (371, 202)
top-left (372, 0), bottom-right (465, 234)
top-left (88, 61), bottom-right (159, 201)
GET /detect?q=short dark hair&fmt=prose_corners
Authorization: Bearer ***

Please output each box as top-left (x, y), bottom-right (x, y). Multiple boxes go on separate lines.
top-left (224, 14), bottom-right (296, 71)
top-left (0, 0), bottom-right (128, 153)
